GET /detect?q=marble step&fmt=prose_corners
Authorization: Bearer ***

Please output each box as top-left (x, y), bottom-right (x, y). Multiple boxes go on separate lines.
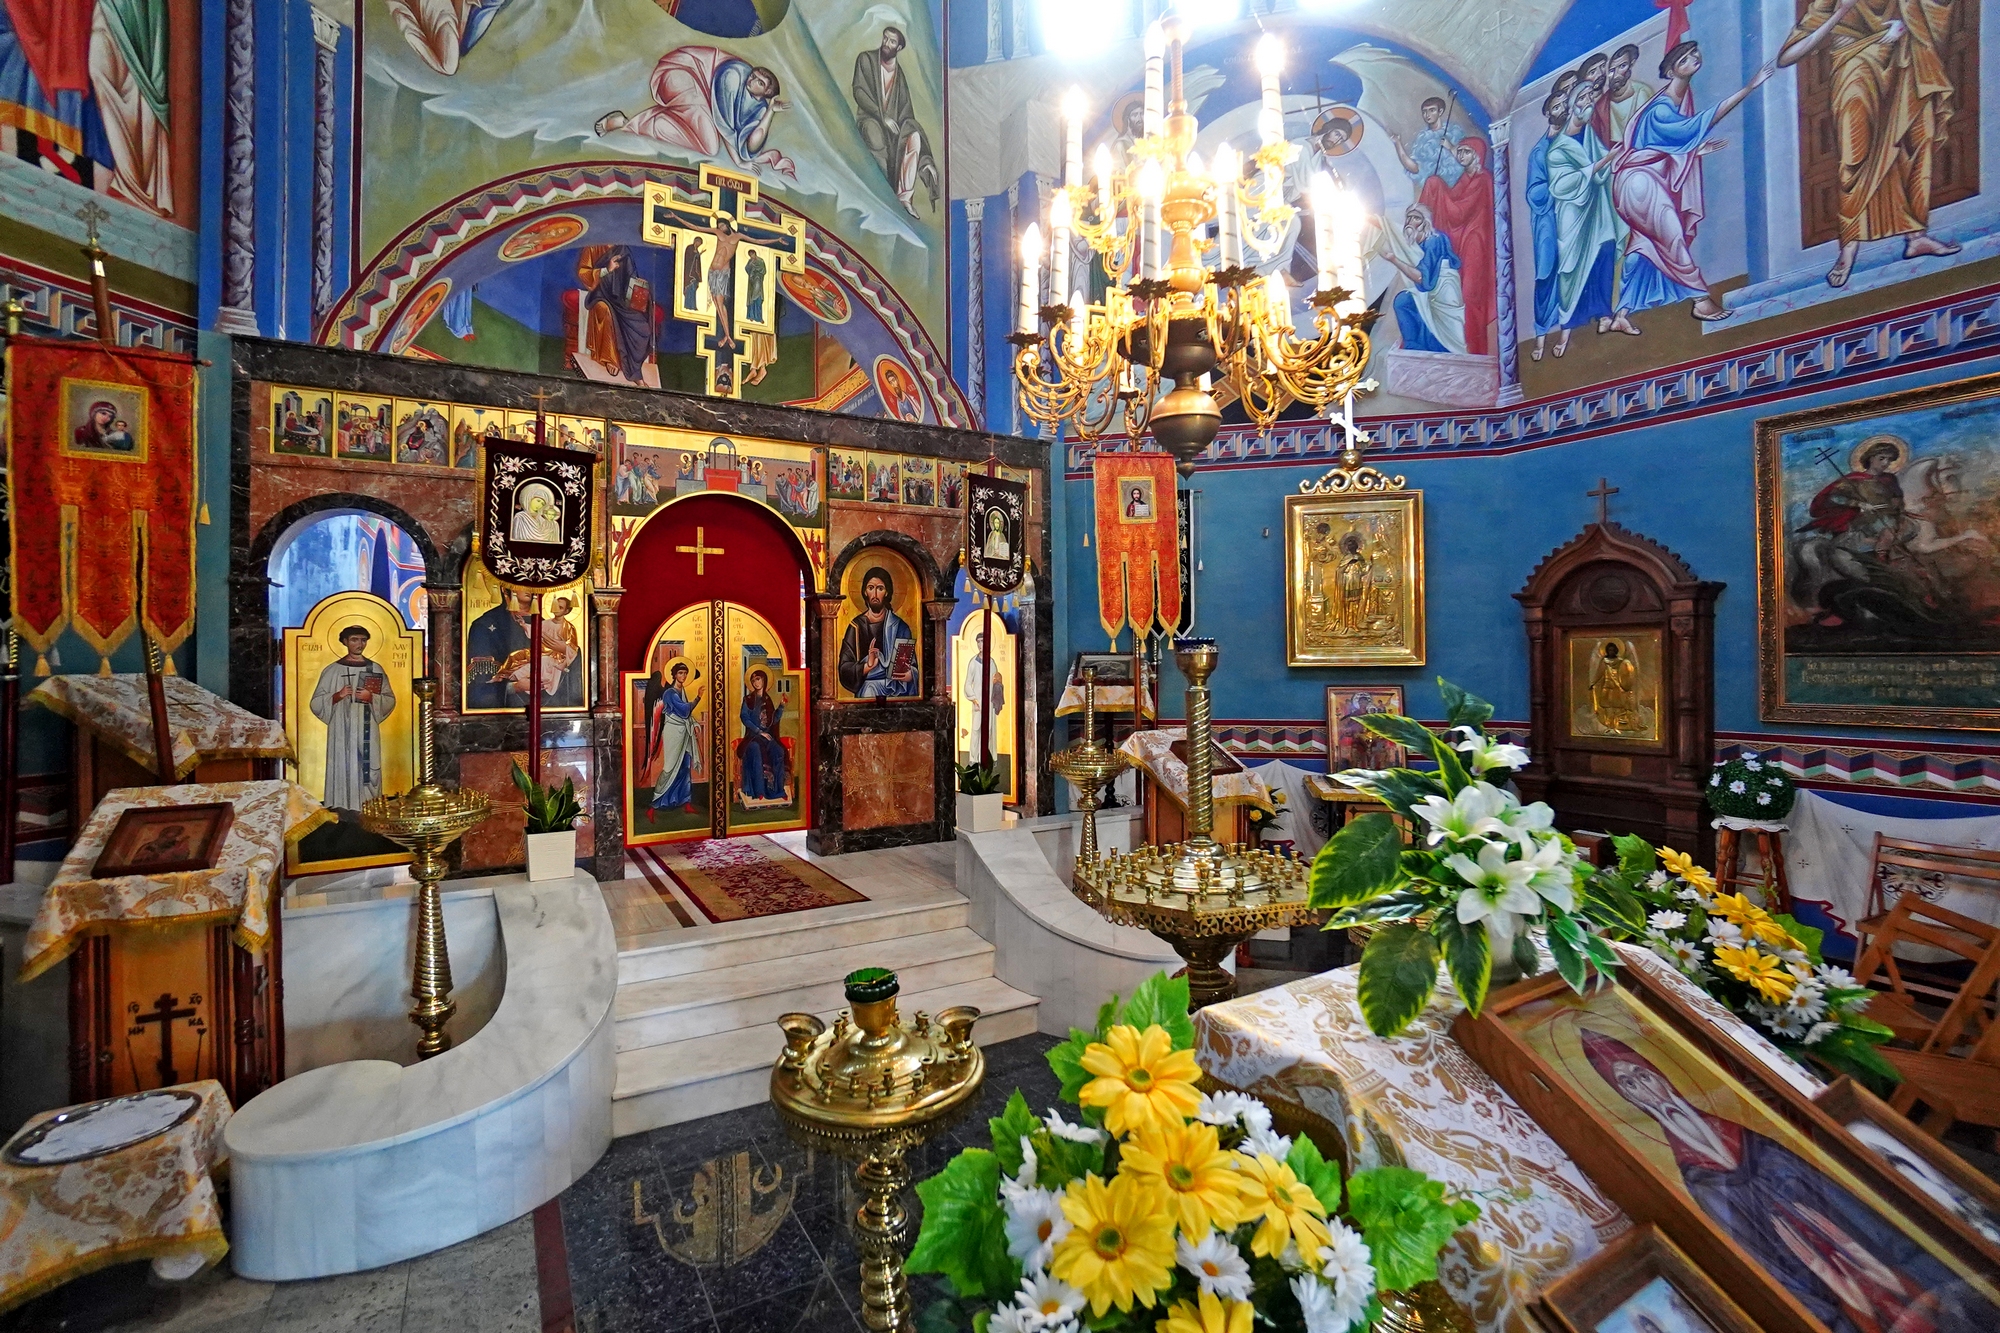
top-left (616, 893), bottom-right (970, 986)
top-left (611, 975), bottom-right (1040, 1137)
top-left (614, 927), bottom-right (998, 1052)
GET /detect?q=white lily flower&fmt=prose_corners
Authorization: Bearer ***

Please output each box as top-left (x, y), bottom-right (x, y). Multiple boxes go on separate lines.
top-left (1648, 910), bottom-right (1687, 932)
top-left (1497, 798), bottom-right (1557, 848)
top-left (1002, 1186), bottom-right (1070, 1271)
top-left (1447, 840), bottom-right (1541, 924)
top-left (1178, 1231), bottom-right (1255, 1301)
top-left (1041, 1110), bottom-right (1105, 1144)
top-left (1016, 1272), bottom-right (1087, 1327)
top-left (1411, 782), bottom-right (1511, 847)
top-left (1523, 835), bottom-right (1577, 911)
top-left (1450, 725), bottom-right (1530, 773)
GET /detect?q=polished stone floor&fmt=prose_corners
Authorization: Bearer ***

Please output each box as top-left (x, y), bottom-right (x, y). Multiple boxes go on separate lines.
top-left (0, 1033), bottom-right (1065, 1333)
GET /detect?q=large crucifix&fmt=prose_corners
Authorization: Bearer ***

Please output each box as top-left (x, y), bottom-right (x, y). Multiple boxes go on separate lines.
top-left (641, 166), bottom-right (805, 399)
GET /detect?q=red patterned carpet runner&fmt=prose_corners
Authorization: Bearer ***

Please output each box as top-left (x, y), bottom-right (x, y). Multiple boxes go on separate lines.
top-left (637, 836), bottom-right (867, 924)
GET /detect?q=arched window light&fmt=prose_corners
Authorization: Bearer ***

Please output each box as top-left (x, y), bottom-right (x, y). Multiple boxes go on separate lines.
top-left (1033, 0), bottom-right (1130, 53)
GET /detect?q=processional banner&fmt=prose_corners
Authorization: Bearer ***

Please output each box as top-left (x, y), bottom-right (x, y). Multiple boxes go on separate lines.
top-left (4, 337), bottom-right (197, 673)
top-left (480, 435), bottom-right (596, 589)
top-left (965, 472), bottom-right (1026, 595)
top-left (1092, 453), bottom-right (1180, 642)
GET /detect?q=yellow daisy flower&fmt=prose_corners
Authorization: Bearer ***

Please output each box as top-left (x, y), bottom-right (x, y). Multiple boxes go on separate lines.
top-left (1708, 893), bottom-right (1770, 929)
top-left (1751, 917), bottom-right (1797, 950)
top-left (1078, 1025), bottom-right (1203, 1137)
top-left (1660, 847), bottom-right (1717, 892)
top-left (1157, 1290), bottom-right (1254, 1333)
top-left (1119, 1119), bottom-right (1246, 1235)
top-left (1051, 1173), bottom-right (1178, 1315)
top-left (1713, 944), bottom-right (1793, 1004)
top-left (1232, 1152), bottom-right (1331, 1258)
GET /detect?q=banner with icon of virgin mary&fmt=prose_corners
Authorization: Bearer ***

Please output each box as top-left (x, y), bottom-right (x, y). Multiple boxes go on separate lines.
top-left (965, 472), bottom-right (1026, 595)
top-left (480, 437), bottom-right (595, 589)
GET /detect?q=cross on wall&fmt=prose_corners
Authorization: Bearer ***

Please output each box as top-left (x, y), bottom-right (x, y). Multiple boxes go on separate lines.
top-left (1588, 477), bottom-right (1619, 526)
top-left (676, 527), bottom-right (726, 576)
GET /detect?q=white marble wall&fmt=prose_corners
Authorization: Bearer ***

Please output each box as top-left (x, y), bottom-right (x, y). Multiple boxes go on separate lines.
top-left (283, 886), bottom-right (504, 1075)
top-left (225, 872), bottom-right (616, 1279)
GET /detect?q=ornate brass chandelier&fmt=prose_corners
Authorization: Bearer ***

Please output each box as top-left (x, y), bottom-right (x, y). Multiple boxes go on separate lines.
top-left (1011, 21), bottom-right (1378, 472)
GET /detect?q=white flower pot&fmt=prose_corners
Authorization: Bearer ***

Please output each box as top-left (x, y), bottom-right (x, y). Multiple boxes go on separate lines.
top-left (956, 792), bottom-right (1006, 834)
top-left (525, 829), bottom-right (575, 882)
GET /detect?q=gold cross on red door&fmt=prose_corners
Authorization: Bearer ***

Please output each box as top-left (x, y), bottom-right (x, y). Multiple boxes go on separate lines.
top-left (676, 526), bottom-right (725, 575)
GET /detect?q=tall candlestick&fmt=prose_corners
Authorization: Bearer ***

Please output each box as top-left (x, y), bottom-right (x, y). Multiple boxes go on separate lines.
top-left (1047, 190), bottom-right (1072, 319)
top-left (1143, 22), bottom-right (1164, 137)
top-left (1255, 36), bottom-right (1283, 149)
top-left (1309, 171), bottom-right (1336, 291)
top-left (1018, 223), bottom-right (1040, 334)
top-left (1062, 88), bottom-right (1086, 190)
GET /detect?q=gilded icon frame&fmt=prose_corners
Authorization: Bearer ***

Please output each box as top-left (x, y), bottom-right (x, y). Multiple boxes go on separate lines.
top-left (1283, 491), bottom-right (1425, 667)
top-left (1756, 371), bottom-right (2000, 730)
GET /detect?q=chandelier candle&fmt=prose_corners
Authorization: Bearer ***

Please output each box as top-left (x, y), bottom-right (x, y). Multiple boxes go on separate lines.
top-left (1048, 190), bottom-right (1071, 315)
top-left (1017, 223), bottom-right (1039, 335)
top-left (1143, 20), bottom-right (1164, 135)
top-left (1256, 35), bottom-right (1284, 147)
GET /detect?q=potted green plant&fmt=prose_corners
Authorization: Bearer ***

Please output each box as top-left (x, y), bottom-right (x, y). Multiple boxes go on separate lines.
top-left (512, 761), bottom-right (583, 882)
top-left (957, 760), bottom-right (1007, 833)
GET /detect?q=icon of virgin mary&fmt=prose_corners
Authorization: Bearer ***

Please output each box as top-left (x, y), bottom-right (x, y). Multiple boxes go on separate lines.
top-left (511, 481), bottom-right (563, 544)
top-left (1580, 1029), bottom-right (1995, 1333)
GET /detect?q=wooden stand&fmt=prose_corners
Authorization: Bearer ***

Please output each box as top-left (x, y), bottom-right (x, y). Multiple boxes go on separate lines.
top-left (68, 906), bottom-right (284, 1106)
top-left (69, 730), bottom-right (264, 846)
top-left (1714, 825), bottom-right (1791, 914)
top-left (1138, 768), bottom-right (1254, 847)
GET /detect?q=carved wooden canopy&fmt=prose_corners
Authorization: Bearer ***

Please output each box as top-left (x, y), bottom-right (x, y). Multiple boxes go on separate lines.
top-left (1515, 523), bottom-right (1724, 857)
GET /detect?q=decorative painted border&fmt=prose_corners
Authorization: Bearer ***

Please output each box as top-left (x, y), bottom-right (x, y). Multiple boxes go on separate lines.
top-left (0, 257), bottom-right (197, 355)
top-left (1064, 280), bottom-right (2000, 476)
top-left (323, 162), bottom-right (972, 428)
top-left (1175, 718), bottom-right (2000, 804)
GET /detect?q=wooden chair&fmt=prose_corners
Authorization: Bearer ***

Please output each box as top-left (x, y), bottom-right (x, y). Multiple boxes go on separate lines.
top-left (1850, 893), bottom-right (2000, 1052)
top-left (1861, 832), bottom-right (2000, 923)
top-left (1886, 1018), bottom-right (2000, 1152)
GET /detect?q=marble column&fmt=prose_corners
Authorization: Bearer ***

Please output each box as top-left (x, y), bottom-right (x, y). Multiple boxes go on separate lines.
top-left (309, 9), bottom-right (340, 331)
top-left (986, 0), bottom-right (1003, 61)
top-left (214, 0), bottom-right (258, 336)
top-left (923, 600), bottom-right (954, 704)
top-left (590, 588), bottom-right (622, 716)
top-left (1490, 117), bottom-right (1522, 406)
top-left (813, 596), bottom-right (843, 700)
top-left (964, 197), bottom-right (986, 420)
top-left (426, 587), bottom-right (462, 721)
top-left (1010, 0), bottom-right (1028, 57)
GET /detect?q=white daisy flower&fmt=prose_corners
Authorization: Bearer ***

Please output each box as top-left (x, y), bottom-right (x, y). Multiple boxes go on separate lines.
top-left (1674, 884), bottom-right (1702, 903)
top-left (1015, 1272), bottom-right (1086, 1327)
top-left (990, 1304), bottom-right (1035, 1333)
top-left (1316, 1219), bottom-right (1377, 1316)
top-left (1803, 1021), bottom-right (1839, 1047)
top-left (1002, 1186), bottom-right (1070, 1271)
top-left (1005, 1137), bottom-right (1039, 1194)
top-left (1243, 1125), bottom-right (1295, 1161)
top-left (1041, 1110), bottom-right (1106, 1144)
top-left (1816, 964), bottom-right (1856, 990)
top-left (1710, 773), bottom-right (1722, 787)
top-left (1648, 909), bottom-right (1688, 932)
top-left (1178, 1231), bottom-right (1255, 1302)
top-left (1195, 1091), bottom-right (1272, 1136)
top-left (1292, 1275), bottom-right (1354, 1333)
top-left (1745, 759), bottom-right (1764, 772)
top-left (1729, 780), bottom-right (1747, 794)
top-left (1766, 1011), bottom-right (1811, 1039)
top-left (1705, 917), bottom-right (1743, 944)
top-left (1664, 938), bottom-right (1704, 972)
top-left (1645, 870), bottom-right (1670, 889)
top-left (1756, 792), bottom-right (1773, 806)
top-left (1278, 1239), bottom-right (1308, 1273)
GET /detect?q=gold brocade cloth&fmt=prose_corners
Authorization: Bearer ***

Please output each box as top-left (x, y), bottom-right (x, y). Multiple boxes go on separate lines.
top-left (0, 1081), bottom-right (231, 1313)
top-left (1193, 945), bottom-right (1819, 1333)
top-left (1117, 726), bottom-right (1275, 814)
top-left (1056, 682), bottom-right (1153, 717)
top-left (20, 781), bottom-right (332, 982)
top-left (30, 675), bottom-right (293, 780)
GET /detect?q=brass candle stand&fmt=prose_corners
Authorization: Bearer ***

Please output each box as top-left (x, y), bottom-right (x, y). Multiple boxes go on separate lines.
top-left (1070, 640), bottom-right (1323, 1009)
top-left (360, 678), bottom-right (492, 1060)
top-left (770, 970), bottom-right (983, 1333)
top-left (1047, 667), bottom-right (1133, 865)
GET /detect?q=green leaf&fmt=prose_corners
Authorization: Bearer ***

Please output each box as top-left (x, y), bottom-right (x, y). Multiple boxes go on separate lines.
top-left (989, 1090), bottom-right (1039, 1178)
top-left (1580, 872), bottom-right (1647, 938)
top-left (511, 760), bottom-right (534, 799)
top-left (1119, 972), bottom-right (1196, 1050)
top-left (1335, 768), bottom-right (1446, 822)
top-left (1047, 1030), bottom-right (1094, 1105)
top-left (1327, 889), bottom-right (1437, 929)
top-left (1511, 928), bottom-right (1542, 979)
top-left (1612, 834), bottom-right (1658, 879)
top-left (1093, 995), bottom-right (1121, 1041)
top-left (1807, 1028), bottom-right (1902, 1093)
top-left (1581, 931), bottom-right (1623, 977)
top-left (1309, 813), bottom-right (1407, 909)
top-left (1773, 915), bottom-right (1824, 965)
top-left (1356, 924), bottom-right (1441, 1037)
top-left (1344, 1167), bottom-right (1480, 1292)
top-left (1436, 913), bottom-right (1493, 1017)
top-left (1284, 1135), bottom-right (1344, 1215)
top-left (907, 1149), bottom-right (1019, 1299)
top-left (1040, 1130), bottom-right (1105, 1187)
top-left (1545, 912), bottom-right (1591, 994)
top-left (1436, 678), bottom-right (1494, 731)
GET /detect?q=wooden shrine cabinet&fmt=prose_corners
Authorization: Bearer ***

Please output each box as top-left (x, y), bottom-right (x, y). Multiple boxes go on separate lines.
top-left (68, 910), bottom-right (285, 1106)
top-left (1515, 523), bottom-right (1722, 861)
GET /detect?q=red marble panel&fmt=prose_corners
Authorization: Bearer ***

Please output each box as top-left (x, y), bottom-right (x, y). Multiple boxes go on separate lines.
top-left (841, 731), bottom-right (934, 831)
top-left (457, 748), bottom-right (595, 871)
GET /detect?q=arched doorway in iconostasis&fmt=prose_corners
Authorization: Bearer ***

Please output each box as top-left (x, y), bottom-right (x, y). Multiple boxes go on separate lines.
top-left (618, 493), bottom-right (813, 844)
top-left (946, 565), bottom-right (1025, 803)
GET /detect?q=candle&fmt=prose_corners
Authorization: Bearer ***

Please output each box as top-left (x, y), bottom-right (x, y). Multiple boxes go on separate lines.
top-left (1266, 272), bottom-right (1293, 331)
top-left (1093, 142), bottom-right (1113, 220)
top-left (1332, 185), bottom-right (1368, 316)
top-left (1143, 22), bottom-right (1164, 137)
top-left (1062, 88), bottom-right (1086, 190)
top-left (1309, 171), bottom-right (1336, 291)
top-left (1137, 160), bottom-right (1164, 282)
top-left (1256, 36), bottom-right (1284, 149)
top-left (1070, 288), bottom-right (1087, 348)
top-left (1213, 147), bottom-right (1240, 267)
top-left (1018, 223), bottom-right (1041, 334)
top-left (1048, 189), bottom-right (1072, 317)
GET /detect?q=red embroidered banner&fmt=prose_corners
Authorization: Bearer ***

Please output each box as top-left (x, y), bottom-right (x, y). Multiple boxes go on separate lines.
top-left (1093, 452), bottom-right (1181, 641)
top-left (5, 338), bottom-right (198, 670)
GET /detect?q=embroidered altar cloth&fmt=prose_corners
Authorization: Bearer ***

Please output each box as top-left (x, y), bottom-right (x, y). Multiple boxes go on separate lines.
top-left (1194, 945), bottom-right (1817, 1333)
top-left (1056, 681), bottom-right (1152, 717)
top-left (30, 675), bottom-right (293, 780)
top-left (1117, 726), bottom-right (1275, 814)
top-left (20, 782), bottom-right (331, 982)
top-left (0, 1081), bottom-right (231, 1313)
